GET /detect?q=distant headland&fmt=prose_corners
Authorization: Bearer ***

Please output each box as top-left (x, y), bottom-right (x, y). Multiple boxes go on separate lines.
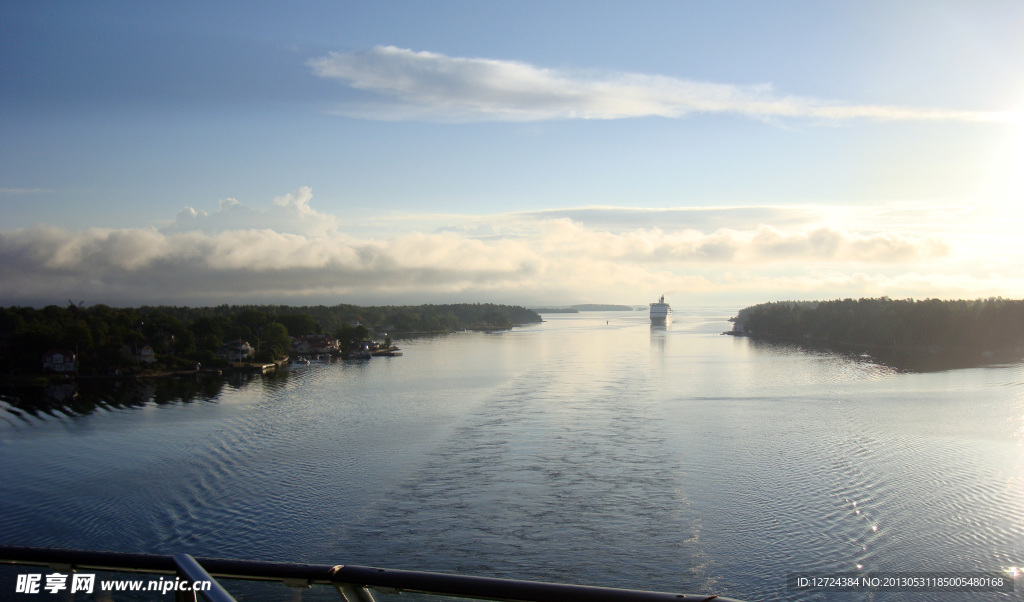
top-left (0, 302), bottom-right (542, 381)
top-left (532, 304), bottom-right (635, 313)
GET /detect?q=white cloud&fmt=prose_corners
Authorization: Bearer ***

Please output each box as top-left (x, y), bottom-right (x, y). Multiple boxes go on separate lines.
top-left (309, 46), bottom-right (1011, 123)
top-left (0, 187), bottom-right (1005, 307)
top-left (165, 186), bottom-right (338, 236)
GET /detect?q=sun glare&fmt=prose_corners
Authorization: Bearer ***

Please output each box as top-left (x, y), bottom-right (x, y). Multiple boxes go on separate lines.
top-left (1001, 108), bottom-right (1024, 207)
top-left (977, 102), bottom-right (1024, 220)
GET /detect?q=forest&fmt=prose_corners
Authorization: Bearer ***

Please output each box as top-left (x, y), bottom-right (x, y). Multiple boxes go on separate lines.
top-left (0, 302), bottom-right (542, 376)
top-left (731, 297), bottom-right (1024, 360)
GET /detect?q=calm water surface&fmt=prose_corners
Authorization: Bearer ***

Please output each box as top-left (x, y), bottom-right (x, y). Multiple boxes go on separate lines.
top-left (2, 308), bottom-right (1023, 600)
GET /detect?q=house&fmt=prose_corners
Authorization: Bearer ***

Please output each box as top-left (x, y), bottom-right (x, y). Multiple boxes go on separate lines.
top-left (217, 339), bottom-right (255, 362)
top-left (138, 345), bottom-right (157, 364)
top-left (43, 349), bottom-right (77, 372)
top-left (348, 341), bottom-right (374, 359)
top-left (291, 334), bottom-right (339, 355)
top-left (119, 343), bottom-right (158, 365)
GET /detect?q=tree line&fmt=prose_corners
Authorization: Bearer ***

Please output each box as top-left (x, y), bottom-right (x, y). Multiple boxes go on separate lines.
top-left (0, 302), bottom-right (541, 375)
top-left (732, 297), bottom-right (1024, 353)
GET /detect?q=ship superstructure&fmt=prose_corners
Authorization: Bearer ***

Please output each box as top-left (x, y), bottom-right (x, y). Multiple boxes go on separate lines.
top-left (650, 295), bottom-right (672, 324)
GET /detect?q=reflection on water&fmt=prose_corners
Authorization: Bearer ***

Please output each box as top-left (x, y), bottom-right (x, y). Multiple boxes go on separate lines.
top-left (1, 375), bottom-right (228, 423)
top-left (1, 310), bottom-right (1023, 602)
top-left (0, 364), bottom-right (357, 424)
top-left (745, 336), bottom-right (1022, 373)
top-left (650, 323), bottom-right (668, 354)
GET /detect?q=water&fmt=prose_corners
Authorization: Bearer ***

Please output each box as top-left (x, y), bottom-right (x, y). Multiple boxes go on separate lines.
top-left (2, 308), bottom-right (1022, 600)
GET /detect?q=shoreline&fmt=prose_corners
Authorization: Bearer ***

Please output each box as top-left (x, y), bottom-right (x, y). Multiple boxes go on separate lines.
top-left (727, 331), bottom-right (1023, 371)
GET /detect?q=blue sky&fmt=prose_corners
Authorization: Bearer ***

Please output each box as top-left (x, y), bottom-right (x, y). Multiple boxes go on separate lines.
top-left (2, 1), bottom-right (1022, 307)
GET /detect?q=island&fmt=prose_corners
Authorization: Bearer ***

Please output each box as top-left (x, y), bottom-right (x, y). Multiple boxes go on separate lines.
top-left (568, 304), bottom-right (635, 311)
top-left (728, 297), bottom-right (1024, 370)
top-left (0, 302), bottom-right (542, 380)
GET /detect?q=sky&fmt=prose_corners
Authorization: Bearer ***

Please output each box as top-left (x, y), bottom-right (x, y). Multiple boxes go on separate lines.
top-left (2, 1), bottom-right (1023, 309)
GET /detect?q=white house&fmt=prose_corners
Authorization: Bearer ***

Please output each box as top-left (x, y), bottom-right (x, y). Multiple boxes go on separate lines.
top-left (217, 339), bottom-right (255, 362)
top-left (138, 345), bottom-right (157, 364)
top-left (42, 349), bottom-right (77, 372)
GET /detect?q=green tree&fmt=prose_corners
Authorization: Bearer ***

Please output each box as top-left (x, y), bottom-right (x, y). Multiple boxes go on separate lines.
top-left (274, 313), bottom-right (320, 336)
top-left (261, 322), bottom-right (291, 359)
top-left (63, 320), bottom-right (95, 353)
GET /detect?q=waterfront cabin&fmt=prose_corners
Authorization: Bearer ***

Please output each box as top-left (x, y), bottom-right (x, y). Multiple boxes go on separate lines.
top-left (42, 349), bottom-right (77, 373)
top-left (291, 334), bottom-right (340, 355)
top-left (137, 345), bottom-right (157, 364)
top-left (119, 343), bottom-right (158, 365)
top-left (217, 339), bottom-right (255, 362)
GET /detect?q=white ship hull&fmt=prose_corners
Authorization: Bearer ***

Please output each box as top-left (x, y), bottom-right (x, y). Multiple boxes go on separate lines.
top-left (650, 295), bottom-right (672, 324)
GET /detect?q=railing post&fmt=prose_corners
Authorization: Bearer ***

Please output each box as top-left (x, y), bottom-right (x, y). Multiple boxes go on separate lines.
top-left (172, 553), bottom-right (237, 602)
top-left (175, 583), bottom-right (197, 602)
top-left (334, 582), bottom-right (377, 602)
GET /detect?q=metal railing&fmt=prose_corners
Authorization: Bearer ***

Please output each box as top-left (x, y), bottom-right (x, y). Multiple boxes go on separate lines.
top-left (0, 545), bottom-right (742, 602)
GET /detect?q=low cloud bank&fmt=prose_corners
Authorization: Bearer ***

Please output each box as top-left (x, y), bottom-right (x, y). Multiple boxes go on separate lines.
top-left (309, 46), bottom-right (1011, 123)
top-left (0, 188), bottom-right (976, 307)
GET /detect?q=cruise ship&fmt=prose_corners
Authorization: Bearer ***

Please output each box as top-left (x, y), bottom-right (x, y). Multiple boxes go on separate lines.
top-left (650, 295), bottom-right (672, 324)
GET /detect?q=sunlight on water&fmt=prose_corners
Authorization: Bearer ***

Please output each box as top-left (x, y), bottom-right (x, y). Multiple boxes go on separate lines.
top-left (2, 309), bottom-right (1023, 600)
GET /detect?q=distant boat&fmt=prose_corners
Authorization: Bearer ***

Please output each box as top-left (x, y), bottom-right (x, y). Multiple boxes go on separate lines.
top-left (650, 295), bottom-right (672, 324)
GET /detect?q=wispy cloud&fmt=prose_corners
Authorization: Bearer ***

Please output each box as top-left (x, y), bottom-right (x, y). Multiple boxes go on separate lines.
top-left (510, 206), bottom-right (822, 232)
top-left (534, 219), bottom-right (949, 264)
top-left (0, 187), bottom-right (992, 307)
top-left (309, 46), bottom-right (1012, 123)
